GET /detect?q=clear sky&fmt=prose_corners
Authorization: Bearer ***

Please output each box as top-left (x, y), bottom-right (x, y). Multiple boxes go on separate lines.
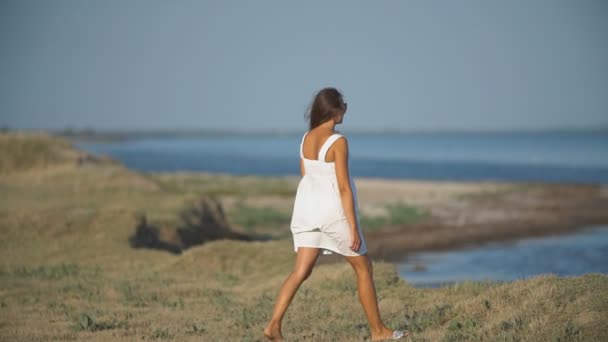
top-left (1, 0), bottom-right (607, 132)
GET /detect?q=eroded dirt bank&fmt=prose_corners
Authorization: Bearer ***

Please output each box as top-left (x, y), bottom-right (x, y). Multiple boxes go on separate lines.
top-left (322, 180), bottom-right (608, 263)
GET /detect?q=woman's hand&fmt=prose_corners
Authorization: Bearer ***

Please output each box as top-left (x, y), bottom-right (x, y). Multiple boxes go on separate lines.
top-left (349, 227), bottom-right (361, 252)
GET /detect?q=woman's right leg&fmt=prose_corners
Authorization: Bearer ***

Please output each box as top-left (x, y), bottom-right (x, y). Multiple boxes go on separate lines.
top-left (264, 247), bottom-right (321, 341)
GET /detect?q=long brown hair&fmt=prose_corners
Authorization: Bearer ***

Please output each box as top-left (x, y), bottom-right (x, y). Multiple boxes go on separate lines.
top-left (304, 87), bottom-right (347, 130)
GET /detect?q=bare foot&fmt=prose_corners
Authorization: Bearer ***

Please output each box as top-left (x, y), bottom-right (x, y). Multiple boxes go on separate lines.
top-left (263, 321), bottom-right (284, 341)
top-left (371, 326), bottom-right (409, 341)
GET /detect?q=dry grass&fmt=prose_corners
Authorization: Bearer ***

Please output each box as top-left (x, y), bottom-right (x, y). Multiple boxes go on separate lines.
top-left (1, 132), bottom-right (607, 341)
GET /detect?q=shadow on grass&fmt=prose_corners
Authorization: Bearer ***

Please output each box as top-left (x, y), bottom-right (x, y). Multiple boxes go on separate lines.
top-left (128, 195), bottom-right (272, 254)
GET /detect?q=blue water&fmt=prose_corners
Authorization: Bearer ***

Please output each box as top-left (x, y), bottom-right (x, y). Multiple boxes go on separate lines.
top-left (398, 225), bottom-right (608, 287)
top-left (74, 131), bottom-right (608, 184)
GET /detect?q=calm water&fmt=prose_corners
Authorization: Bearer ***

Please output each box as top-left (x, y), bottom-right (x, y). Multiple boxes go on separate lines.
top-left (398, 225), bottom-right (608, 287)
top-left (75, 131), bottom-right (608, 184)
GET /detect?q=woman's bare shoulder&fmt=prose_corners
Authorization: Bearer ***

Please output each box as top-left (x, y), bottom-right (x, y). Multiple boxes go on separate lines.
top-left (333, 134), bottom-right (348, 147)
top-left (331, 135), bottom-right (349, 161)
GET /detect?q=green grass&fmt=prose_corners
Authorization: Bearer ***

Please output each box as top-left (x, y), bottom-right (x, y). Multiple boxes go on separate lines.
top-left (5, 263), bottom-right (82, 280)
top-left (147, 172), bottom-right (297, 197)
top-left (228, 203), bottom-right (292, 232)
top-left (361, 202), bottom-right (430, 231)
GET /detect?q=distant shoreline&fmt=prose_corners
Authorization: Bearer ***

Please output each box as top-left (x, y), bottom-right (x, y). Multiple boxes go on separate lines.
top-left (2, 126), bottom-right (608, 143)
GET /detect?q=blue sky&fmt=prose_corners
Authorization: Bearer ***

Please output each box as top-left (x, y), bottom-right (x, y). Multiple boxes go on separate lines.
top-left (1, 0), bottom-right (607, 132)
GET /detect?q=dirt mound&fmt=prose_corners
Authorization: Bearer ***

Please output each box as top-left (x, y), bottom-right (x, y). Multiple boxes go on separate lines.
top-left (0, 131), bottom-right (119, 173)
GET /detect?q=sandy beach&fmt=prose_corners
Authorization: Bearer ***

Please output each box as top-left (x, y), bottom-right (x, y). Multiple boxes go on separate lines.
top-left (355, 178), bottom-right (608, 261)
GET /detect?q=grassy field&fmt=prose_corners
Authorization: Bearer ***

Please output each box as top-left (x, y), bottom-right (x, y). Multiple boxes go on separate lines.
top-left (1, 132), bottom-right (607, 341)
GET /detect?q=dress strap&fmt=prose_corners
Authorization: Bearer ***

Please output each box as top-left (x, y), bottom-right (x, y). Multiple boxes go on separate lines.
top-left (299, 131), bottom-right (309, 159)
top-left (318, 134), bottom-right (343, 162)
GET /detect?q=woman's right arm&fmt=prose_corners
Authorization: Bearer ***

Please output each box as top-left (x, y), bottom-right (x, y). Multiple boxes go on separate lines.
top-left (300, 158), bottom-right (305, 177)
top-left (332, 136), bottom-right (361, 252)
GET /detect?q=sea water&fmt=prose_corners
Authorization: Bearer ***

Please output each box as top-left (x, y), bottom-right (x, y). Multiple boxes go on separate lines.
top-left (398, 225), bottom-right (608, 287)
top-left (74, 130), bottom-right (608, 184)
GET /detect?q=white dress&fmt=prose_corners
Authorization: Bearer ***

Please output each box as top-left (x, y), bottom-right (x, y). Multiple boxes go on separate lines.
top-left (290, 131), bottom-right (368, 256)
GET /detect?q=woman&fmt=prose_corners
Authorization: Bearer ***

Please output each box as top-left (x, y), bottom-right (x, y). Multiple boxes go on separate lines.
top-left (263, 87), bottom-right (408, 341)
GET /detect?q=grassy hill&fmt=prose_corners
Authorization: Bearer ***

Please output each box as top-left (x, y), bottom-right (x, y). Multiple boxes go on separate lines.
top-left (0, 132), bottom-right (606, 341)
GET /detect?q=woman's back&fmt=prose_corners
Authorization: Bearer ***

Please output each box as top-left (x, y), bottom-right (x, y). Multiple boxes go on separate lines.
top-left (299, 130), bottom-right (346, 180)
top-left (301, 129), bottom-right (341, 163)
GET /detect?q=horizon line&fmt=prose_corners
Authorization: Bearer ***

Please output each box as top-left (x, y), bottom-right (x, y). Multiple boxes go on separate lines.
top-left (3, 124), bottom-right (608, 137)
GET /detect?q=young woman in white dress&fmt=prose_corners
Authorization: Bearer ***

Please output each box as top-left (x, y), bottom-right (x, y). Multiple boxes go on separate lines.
top-left (264, 88), bottom-right (408, 341)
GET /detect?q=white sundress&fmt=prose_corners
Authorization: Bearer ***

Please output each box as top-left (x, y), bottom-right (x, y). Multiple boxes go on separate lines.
top-left (290, 131), bottom-right (368, 256)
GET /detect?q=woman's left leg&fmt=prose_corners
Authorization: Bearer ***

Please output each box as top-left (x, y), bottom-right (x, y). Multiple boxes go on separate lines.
top-left (264, 247), bottom-right (321, 341)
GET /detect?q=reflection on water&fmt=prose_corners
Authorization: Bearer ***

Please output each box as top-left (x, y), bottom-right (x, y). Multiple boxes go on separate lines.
top-left (398, 225), bottom-right (608, 287)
